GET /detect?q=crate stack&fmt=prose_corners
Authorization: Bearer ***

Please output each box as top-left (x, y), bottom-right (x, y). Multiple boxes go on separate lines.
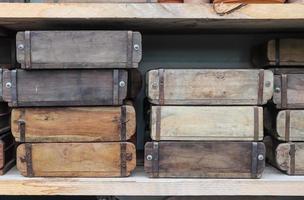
top-left (1, 30), bottom-right (142, 177)
top-left (258, 38), bottom-right (304, 175)
top-left (144, 69), bottom-right (271, 178)
top-left (0, 36), bottom-right (16, 175)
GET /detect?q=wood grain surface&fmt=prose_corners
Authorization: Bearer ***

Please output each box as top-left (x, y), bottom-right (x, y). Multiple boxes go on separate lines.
top-left (17, 142), bottom-right (136, 177)
top-left (16, 31), bottom-right (142, 69)
top-left (145, 141), bottom-right (265, 178)
top-left (11, 105), bottom-right (135, 142)
top-left (2, 69), bottom-right (128, 107)
top-left (277, 110), bottom-right (304, 141)
top-left (150, 106), bottom-right (263, 141)
top-left (147, 69), bottom-right (273, 105)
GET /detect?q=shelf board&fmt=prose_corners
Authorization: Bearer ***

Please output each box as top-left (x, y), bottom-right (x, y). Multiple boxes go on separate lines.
top-left (0, 3), bottom-right (303, 32)
top-left (0, 166), bottom-right (303, 196)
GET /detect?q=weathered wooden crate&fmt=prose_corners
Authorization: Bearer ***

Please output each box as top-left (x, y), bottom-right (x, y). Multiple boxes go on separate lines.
top-left (273, 74), bottom-right (304, 109)
top-left (265, 136), bottom-right (304, 175)
top-left (0, 132), bottom-right (15, 175)
top-left (17, 142), bottom-right (136, 177)
top-left (16, 31), bottom-right (142, 69)
top-left (146, 69), bottom-right (273, 105)
top-left (150, 106), bottom-right (263, 141)
top-left (145, 141), bottom-right (265, 178)
top-left (2, 69), bottom-right (128, 107)
top-left (12, 105), bottom-right (135, 142)
top-left (254, 39), bottom-right (304, 67)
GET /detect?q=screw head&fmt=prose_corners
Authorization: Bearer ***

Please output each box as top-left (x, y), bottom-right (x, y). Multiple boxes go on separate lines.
top-left (17, 44), bottom-right (24, 50)
top-left (5, 82), bottom-right (11, 88)
top-left (119, 81), bottom-right (126, 87)
top-left (258, 154), bottom-right (264, 161)
top-left (275, 87), bottom-right (281, 93)
top-left (265, 81), bottom-right (271, 87)
top-left (146, 155), bottom-right (153, 161)
top-left (134, 44), bottom-right (140, 51)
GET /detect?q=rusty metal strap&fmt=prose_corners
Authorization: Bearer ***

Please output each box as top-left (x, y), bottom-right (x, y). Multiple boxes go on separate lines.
top-left (24, 31), bottom-right (31, 69)
top-left (113, 70), bottom-right (119, 105)
top-left (155, 106), bottom-right (161, 141)
top-left (11, 70), bottom-right (18, 107)
top-left (152, 142), bottom-right (159, 178)
top-left (285, 110), bottom-right (291, 142)
top-left (120, 142), bottom-right (127, 177)
top-left (275, 39), bottom-right (280, 66)
top-left (281, 74), bottom-right (288, 109)
top-left (158, 69), bottom-right (165, 105)
top-left (18, 120), bottom-right (26, 143)
top-left (126, 31), bottom-right (133, 68)
top-left (253, 107), bottom-right (259, 141)
top-left (120, 106), bottom-right (127, 141)
top-left (25, 143), bottom-right (34, 177)
top-left (289, 143), bottom-right (296, 175)
top-left (257, 70), bottom-right (264, 105)
top-left (251, 142), bottom-right (258, 178)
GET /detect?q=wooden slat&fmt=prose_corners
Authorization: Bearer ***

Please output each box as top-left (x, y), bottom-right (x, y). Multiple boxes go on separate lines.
top-left (147, 69), bottom-right (273, 105)
top-left (11, 105), bottom-right (136, 142)
top-left (0, 4), bottom-right (303, 31)
top-left (17, 142), bottom-right (136, 177)
top-left (145, 141), bottom-right (265, 178)
top-left (150, 106), bottom-right (263, 141)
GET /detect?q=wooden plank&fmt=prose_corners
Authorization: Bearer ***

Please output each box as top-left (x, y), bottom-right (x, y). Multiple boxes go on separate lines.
top-left (273, 74), bottom-right (304, 109)
top-left (150, 106), bottom-right (263, 141)
top-left (145, 141), bottom-right (265, 178)
top-left (17, 142), bottom-right (136, 177)
top-left (16, 31), bottom-right (142, 69)
top-left (38, 0), bottom-right (157, 2)
top-left (2, 69), bottom-right (128, 107)
top-left (11, 105), bottom-right (136, 142)
top-left (0, 4), bottom-right (303, 31)
top-left (276, 110), bottom-right (304, 141)
top-left (147, 69), bottom-right (273, 105)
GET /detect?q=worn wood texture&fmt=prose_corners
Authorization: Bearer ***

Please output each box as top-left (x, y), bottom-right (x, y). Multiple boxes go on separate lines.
top-left (273, 74), bottom-right (304, 109)
top-left (2, 69), bottom-right (128, 107)
top-left (147, 69), bottom-right (273, 105)
top-left (276, 110), bottom-right (304, 141)
top-left (17, 142), bottom-right (136, 177)
top-left (11, 105), bottom-right (135, 142)
top-left (16, 31), bottom-right (142, 69)
top-left (38, 0), bottom-right (157, 2)
top-left (0, 102), bottom-right (10, 134)
top-left (254, 39), bottom-right (304, 67)
top-left (145, 141), bottom-right (265, 178)
top-left (0, 132), bottom-right (15, 175)
top-left (150, 106), bottom-right (263, 141)
top-left (213, 0), bottom-right (285, 2)
top-left (265, 136), bottom-right (304, 175)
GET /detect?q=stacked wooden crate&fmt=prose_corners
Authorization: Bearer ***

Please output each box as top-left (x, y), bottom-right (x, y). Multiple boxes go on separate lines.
top-left (260, 39), bottom-right (304, 175)
top-left (1, 30), bottom-right (141, 177)
top-left (144, 69), bottom-right (272, 178)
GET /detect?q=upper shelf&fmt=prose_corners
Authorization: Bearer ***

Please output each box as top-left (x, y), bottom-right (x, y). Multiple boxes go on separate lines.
top-left (0, 3), bottom-right (304, 32)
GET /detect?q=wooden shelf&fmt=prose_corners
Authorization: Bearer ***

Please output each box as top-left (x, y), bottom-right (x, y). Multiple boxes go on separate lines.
top-left (0, 3), bottom-right (303, 32)
top-left (0, 166), bottom-right (303, 196)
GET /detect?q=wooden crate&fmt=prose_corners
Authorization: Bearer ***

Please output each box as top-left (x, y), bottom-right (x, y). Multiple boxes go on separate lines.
top-left (0, 132), bottom-right (15, 175)
top-left (11, 105), bottom-right (135, 142)
top-left (145, 141), bottom-right (265, 178)
top-left (17, 142), bottom-right (136, 177)
top-left (146, 69), bottom-right (273, 105)
top-left (2, 69), bottom-right (128, 107)
top-left (265, 136), bottom-right (304, 175)
top-left (16, 31), bottom-right (142, 69)
top-left (273, 73), bottom-right (304, 109)
top-left (150, 106), bottom-right (263, 141)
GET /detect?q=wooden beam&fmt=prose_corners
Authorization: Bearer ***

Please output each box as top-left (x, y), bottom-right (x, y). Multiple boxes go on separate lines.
top-left (0, 167), bottom-right (304, 196)
top-left (0, 3), bottom-right (303, 31)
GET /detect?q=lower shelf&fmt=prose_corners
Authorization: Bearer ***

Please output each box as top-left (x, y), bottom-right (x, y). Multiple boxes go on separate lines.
top-left (0, 166), bottom-right (303, 196)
